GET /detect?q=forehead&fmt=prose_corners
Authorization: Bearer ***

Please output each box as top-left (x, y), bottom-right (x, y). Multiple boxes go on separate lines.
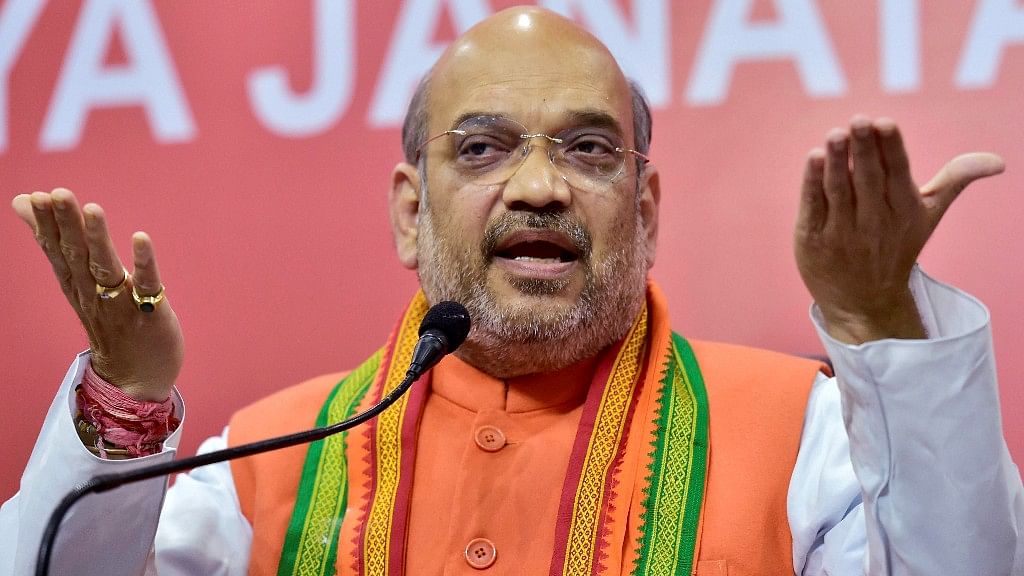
top-left (428, 36), bottom-right (633, 136)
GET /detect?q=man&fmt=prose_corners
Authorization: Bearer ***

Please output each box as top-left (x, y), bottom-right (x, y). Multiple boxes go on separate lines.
top-left (2, 7), bottom-right (1022, 576)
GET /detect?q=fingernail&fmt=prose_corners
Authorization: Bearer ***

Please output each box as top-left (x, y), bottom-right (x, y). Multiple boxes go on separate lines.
top-left (52, 196), bottom-right (65, 209)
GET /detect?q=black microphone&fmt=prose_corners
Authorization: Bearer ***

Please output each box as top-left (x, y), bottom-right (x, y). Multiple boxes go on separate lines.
top-left (409, 300), bottom-right (471, 378)
top-left (36, 301), bottom-right (471, 576)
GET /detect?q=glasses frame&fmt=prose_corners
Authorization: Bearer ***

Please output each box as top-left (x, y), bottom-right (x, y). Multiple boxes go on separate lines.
top-left (414, 116), bottom-right (650, 186)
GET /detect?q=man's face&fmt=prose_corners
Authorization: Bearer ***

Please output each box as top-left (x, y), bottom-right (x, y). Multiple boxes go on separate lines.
top-left (395, 11), bottom-right (658, 377)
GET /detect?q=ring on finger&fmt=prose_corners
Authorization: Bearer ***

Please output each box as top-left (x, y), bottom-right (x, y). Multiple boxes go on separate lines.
top-left (95, 268), bottom-right (130, 300)
top-left (132, 285), bottom-right (166, 313)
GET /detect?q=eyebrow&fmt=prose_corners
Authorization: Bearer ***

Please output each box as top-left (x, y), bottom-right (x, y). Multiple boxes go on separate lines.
top-left (565, 110), bottom-right (625, 136)
top-left (446, 109), bottom-right (626, 136)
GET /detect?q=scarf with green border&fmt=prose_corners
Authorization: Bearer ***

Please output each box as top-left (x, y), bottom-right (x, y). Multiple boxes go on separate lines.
top-left (274, 287), bottom-right (709, 576)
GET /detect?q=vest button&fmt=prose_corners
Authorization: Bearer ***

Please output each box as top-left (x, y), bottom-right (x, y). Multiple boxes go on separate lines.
top-left (464, 537), bottom-right (497, 569)
top-left (474, 425), bottom-right (506, 452)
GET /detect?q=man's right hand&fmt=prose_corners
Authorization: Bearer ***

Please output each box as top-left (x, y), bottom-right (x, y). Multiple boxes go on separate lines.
top-left (11, 188), bottom-right (183, 401)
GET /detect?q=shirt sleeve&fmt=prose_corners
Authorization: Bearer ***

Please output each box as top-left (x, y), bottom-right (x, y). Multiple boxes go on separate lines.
top-left (0, 352), bottom-right (252, 576)
top-left (789, 267), bottom-right (1024, 575)
top-left (152, 430), bottom-right (252, 575)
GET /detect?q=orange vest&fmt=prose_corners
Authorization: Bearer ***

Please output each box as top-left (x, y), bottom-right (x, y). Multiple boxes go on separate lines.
top-left (229, 341), bottom-right (822, 575)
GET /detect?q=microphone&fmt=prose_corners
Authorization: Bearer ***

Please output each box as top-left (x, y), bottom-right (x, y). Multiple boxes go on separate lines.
top-left (36, 301), bottom-right (471, 576)
top-left (409, 300), bottom-right (471, 378)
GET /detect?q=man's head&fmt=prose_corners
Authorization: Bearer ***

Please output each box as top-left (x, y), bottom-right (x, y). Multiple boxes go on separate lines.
top-left (389, 7), bottom-right (660, 377)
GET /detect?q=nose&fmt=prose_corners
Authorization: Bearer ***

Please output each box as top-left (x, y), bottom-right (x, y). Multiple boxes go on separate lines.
top-left (501, 140), bottom-right (572, 210)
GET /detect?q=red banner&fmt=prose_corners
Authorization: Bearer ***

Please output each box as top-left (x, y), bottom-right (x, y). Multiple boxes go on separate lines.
top-left (3, 0), bottom-right (1023, 499)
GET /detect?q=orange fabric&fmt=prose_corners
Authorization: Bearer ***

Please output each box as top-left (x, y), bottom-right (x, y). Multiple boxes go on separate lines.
top-left (403, 352), bottom-right (598, 575)
top-left (614, 284), bottom-right (823, 575)
top-left (690, 340), bottom-right (821, 575)
top-left (229, 297), bottom-right (823, 575)
top-left (228, 372), bottom-right (345, 576)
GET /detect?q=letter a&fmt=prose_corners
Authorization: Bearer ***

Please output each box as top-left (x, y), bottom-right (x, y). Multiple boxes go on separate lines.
top-left (957, 0), bottom-right (1024, 88)
top-left (40, 0), bottom-right (195, 151)
top-left (880, 0), bottom-right (920, 92)
top-left (686, 0), bottom-right (846, 106)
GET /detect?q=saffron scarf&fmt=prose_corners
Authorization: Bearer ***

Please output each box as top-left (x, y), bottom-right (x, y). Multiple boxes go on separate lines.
top-left (275, 286), bottom-right (709, 575)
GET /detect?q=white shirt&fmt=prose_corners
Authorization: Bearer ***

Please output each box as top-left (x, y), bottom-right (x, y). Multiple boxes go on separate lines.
top-left (2, 268), bottom-right (1022, 575)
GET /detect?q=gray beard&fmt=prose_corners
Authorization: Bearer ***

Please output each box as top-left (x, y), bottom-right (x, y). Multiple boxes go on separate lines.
top-left (416, 194), bottom-right (648, 379)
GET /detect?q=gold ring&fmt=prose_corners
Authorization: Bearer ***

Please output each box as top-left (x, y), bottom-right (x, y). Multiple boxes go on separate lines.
top-left (132, 284), bottom-right (166, 313)
top-left (95, 269), bottom-right (130, 300)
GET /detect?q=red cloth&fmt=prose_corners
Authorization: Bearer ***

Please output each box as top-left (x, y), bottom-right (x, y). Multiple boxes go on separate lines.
top-left (77, 363), bottom-right (179, 458)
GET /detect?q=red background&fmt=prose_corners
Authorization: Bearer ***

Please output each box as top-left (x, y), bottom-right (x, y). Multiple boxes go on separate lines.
top-left (2, 0), bottom-right (1022, 499)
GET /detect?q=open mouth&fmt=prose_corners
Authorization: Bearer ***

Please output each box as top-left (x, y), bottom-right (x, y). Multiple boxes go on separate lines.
top-left (495, 240), bottom-right (578, 263)
top-left (493, 230), bottom-right (581, 264)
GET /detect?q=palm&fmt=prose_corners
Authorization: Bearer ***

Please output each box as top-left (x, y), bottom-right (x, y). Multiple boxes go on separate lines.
top-left (793, 117), bottom-right (1004, 344)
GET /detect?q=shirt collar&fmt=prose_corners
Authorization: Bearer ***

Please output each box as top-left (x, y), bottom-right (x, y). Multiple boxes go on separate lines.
top-left (430, 353), bottom-right (598, 414)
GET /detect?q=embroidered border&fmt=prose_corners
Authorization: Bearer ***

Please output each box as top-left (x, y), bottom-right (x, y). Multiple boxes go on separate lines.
top-left (632, 333), bottom-right (709, 576)
top-left (277, 350), bottom-right (381, 576)
top-left (362, 293), bottom-right (430, 576)
top-left (555, 305), bottom-right (649, 576)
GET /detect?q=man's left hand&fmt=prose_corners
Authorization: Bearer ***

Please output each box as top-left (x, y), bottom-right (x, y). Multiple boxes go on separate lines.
top-left (794, 115), bottom-right (1004, 345)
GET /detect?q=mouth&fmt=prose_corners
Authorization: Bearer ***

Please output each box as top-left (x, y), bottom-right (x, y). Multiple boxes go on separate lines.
top-left (491, 230), bottom-right (581, 280)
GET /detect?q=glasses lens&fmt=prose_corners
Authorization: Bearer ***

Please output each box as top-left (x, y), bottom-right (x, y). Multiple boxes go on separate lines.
top-left (447, 116), bottom-right (525, 184)
top-left (428, 116), bottom-right (632, 187)
top-left (552, 128), bottom-right (627, 185)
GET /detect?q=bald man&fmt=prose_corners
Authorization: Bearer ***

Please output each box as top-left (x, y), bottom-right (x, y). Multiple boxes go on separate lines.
top-left (3, 7), bottom-right (1022, 576)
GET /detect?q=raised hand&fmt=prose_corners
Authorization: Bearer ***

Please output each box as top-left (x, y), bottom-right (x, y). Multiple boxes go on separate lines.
top-left (11, 188), bottom-right (183, 401)
top-left (794, 116), bottom-right (1005, 344)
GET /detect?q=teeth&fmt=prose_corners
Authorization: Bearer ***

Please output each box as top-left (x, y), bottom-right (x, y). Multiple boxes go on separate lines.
top-left (513, 256), bottom-right (562, 263)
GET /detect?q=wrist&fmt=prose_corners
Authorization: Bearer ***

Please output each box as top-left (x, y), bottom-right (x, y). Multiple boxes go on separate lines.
top-left (76, 363), bottom-right (179, 459)
top-left (818, 293), bottom-right (927, 344)
top-left (89, 358), bottom-right (175, 402)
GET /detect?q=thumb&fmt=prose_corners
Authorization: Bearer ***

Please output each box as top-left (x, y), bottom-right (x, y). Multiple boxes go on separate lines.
top-left (920, 152), bottom-right (1005, 217)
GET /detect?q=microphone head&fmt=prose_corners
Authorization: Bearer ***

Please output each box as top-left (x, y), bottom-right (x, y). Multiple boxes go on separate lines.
top-left (419, 301), bottom-right (472, 352)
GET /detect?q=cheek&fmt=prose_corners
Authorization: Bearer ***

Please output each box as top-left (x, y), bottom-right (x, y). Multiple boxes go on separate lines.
top-left (584, 193), bottom-right (640, 253)
top-left (426, 182), bottom-right (496, 249)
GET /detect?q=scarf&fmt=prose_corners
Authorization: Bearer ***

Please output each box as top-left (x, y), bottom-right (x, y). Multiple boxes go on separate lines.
top-left (275, 285), bottom-right (709, 576)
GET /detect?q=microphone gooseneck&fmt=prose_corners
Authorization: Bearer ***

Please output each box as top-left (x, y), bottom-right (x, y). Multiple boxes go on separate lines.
top-left (36, 301), bottom-right (471, 576)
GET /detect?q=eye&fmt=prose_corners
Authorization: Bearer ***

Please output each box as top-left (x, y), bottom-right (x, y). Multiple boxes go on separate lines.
top-left (570, 138), bottom-right (614, 156)
top-left (466, 141), bottom-right (491, 156)
top-left (455, 134), bottom-right (514, 170)
top-left (561, 133), bottom-right (621, 171)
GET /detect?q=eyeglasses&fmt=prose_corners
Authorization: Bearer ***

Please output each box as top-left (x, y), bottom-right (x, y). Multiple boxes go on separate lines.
top-left (415, 115), bottom-right (649, 188)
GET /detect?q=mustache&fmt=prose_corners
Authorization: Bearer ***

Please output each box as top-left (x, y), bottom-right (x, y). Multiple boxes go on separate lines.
top-left (481, 211), bottom-right (592, 261)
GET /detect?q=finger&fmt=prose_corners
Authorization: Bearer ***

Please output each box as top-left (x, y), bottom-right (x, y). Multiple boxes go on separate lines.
top-left (823, 128), bottom-right (853, 227)
top-left (848, 115), bottom-right (888, 225)
top-left (29, 192), bottom-right (75, 297)
top-left (131, 231), bottom-right (165, 298)
top-left (49, 188), bottom-right (98, 301)
top-left (873, 118), bottom-right (917, 211)
top-left (920, 153), bottom-right (1005, 225)
top-left (82, 203), bottom-right (127, 290)
top-left (797, 148), bottom-right (827, 232)
top-left (12, 194), bottom-right (37, 229)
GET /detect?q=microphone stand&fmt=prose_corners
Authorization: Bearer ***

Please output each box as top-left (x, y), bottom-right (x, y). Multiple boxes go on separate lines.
top-left (35, 368), bottom-right (422, 576)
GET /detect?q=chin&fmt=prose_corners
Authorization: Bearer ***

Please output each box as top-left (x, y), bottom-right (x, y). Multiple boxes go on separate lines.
top-left (454, 277), bottom-right (645, 379)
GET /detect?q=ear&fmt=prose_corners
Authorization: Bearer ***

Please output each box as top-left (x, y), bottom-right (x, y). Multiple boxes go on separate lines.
top-left (389, 162), bottom-right (421, 270)
top-left (638, 165), bottom-right (660, 269)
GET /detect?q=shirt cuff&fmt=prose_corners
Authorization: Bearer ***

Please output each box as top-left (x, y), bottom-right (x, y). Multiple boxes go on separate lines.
top-left (64, 351), bottom-right (185, 460)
